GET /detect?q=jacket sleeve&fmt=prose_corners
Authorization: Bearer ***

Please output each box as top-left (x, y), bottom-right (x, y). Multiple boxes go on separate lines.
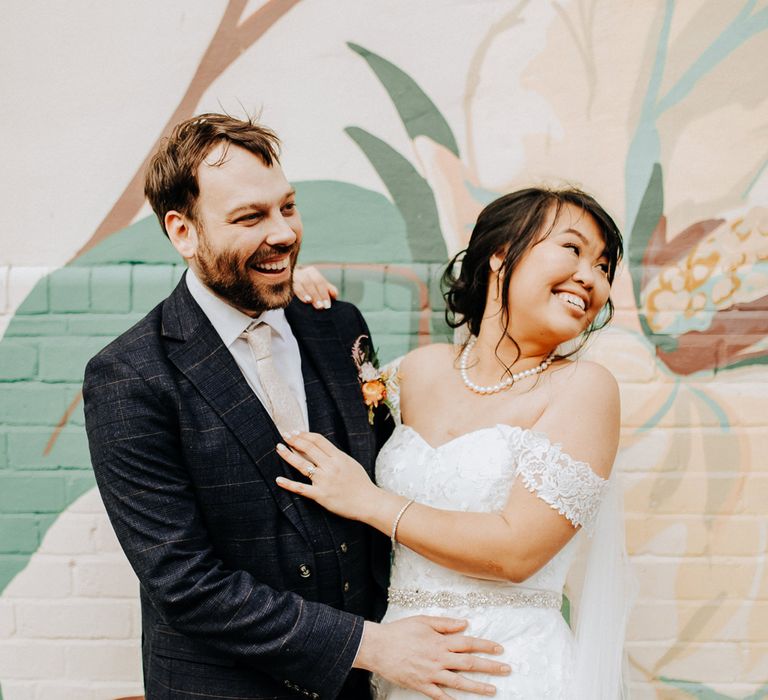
top-left (83, 350), bottom-right (362, 697)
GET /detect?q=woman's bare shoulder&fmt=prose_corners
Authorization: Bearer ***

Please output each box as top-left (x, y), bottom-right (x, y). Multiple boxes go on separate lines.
top-left (399, 343), bottom-right (457, 380)
top-left (549, 359), bottom-right (618, 400)
top-left (536, 360), bottom-right (620, 477)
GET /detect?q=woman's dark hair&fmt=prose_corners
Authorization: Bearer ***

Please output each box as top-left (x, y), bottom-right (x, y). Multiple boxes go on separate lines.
top-left (442, 187), bottom-right (623, 359)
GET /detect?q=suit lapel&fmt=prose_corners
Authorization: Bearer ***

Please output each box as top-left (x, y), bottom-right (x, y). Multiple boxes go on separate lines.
top-left (161, 277), bottom-right (312, 546)
top-left (285, 301), bottom-right (375, 474)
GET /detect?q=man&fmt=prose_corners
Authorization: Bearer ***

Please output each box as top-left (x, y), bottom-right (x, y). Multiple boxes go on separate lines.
top-left (83, 114), bottom-right (507, 699)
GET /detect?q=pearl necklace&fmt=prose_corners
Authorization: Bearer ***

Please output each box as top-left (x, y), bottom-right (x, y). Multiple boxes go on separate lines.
top-left (459, 339), bottom-right (555, 395)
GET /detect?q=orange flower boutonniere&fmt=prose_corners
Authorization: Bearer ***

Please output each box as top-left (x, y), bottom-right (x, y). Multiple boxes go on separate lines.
top-left (351, 335), bottom-right (394, 425)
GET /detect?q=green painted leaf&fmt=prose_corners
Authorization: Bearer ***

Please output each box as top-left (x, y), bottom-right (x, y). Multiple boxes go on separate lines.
top-left (629, 163), bottom-right (664, 305)
top-left (345, 126), bottom-right (447, 263)
top-left (348, 42), bottom-right (459, 156)
top-left (720, 353), bottom-right (768, 372)
top-left (294, 180), bottom-right (409, 263)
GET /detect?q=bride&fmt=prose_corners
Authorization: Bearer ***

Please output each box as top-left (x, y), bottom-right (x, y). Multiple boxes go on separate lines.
top-left (283, 187), bottom-right (632, 699)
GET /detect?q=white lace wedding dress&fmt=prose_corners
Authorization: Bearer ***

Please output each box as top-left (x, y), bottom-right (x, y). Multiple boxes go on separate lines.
top-left (371, 368), bottom-right (629, 699)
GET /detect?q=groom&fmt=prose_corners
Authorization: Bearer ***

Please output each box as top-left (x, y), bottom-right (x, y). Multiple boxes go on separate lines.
top-left (83, 114), bottom-right (506, 699)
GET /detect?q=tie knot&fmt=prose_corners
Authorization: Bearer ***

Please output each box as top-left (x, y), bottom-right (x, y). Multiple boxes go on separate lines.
top-left (242, 321), bottom-right (272, 361)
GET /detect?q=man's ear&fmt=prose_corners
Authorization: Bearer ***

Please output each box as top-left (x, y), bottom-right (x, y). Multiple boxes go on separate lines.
top-left (490, 252), bottom-right (504, 273)
top-left (165, 211), bottom-right (199, 260)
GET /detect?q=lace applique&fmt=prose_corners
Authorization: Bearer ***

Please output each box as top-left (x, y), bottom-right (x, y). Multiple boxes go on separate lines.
top-left (381, 357), bottom-right (403, 426)
top-left (511, 429), bottom-right (607, 534)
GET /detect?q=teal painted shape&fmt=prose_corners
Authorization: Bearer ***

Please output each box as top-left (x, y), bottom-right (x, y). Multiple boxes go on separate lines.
top-left (295, 179), bottom-right (430, 347)
top-left (348, 42), bottom-right (459, 157)
top-left (629, 163), bottom-right (664, 303)
top-left (71, 215), bottom-right (177, 265)
top-left (560, 593), bottom-right (570, 627)
top-left (346, 126), bottom-right (447, 264)
top-left (624, 0), bottom-right (672, 232)
top-left (655, 2), bottom-right (768, 115)
top-left (626, 1), bottom-right (768, 231)
top-left (687, 387), bottom-right (730, 430)
top-left (722, 353), bottom-right (768, 372)
top-left (0, 218), bottom-right (179, 593)
top-left (660, 677), bottom-right (768, 699)
top-left (294, 180), bottom-right (410, 263)
top-left (638, 380), bottom-right (679, 432)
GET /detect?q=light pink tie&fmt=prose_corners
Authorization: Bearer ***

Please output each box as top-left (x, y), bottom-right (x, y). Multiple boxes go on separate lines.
top-left (241, 321), bottom-right (305, 435)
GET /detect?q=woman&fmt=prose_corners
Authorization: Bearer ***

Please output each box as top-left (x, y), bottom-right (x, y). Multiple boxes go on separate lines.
top-left (284, 188), bottom-right (632, 698)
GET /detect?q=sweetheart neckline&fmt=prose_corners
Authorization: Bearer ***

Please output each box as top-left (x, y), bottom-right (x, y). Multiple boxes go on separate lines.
top-left (396, 422), bottom-right (534, 451)
top-left (392, 423), bottom-right (606, 483)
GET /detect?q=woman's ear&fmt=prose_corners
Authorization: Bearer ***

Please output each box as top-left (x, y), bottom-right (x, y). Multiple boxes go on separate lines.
top-left (490, 252), bottom-right (504, 273)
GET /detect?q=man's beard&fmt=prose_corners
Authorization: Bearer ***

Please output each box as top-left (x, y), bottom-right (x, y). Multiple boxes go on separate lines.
top-left (196, 237), bottom-right (298, 314)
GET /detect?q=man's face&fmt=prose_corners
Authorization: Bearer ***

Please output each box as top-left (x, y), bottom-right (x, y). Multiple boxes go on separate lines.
top-left (189, 143), bottom-right (302, 315)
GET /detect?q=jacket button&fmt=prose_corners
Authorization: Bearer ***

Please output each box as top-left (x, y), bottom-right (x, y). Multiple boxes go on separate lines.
top-left (340, 542), bottom-right (348, 553)
top-left (298, 563), bottom-right (312, 578)
top-left (343, 581), bottom-right (350, 593)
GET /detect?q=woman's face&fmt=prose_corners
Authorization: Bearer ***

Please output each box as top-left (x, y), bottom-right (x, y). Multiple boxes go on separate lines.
top-left (493, 202), bottom-right (612, 352)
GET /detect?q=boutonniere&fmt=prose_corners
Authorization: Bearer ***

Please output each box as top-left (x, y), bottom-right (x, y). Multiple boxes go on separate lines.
top-left (351, 335), bottom-right (393, 425)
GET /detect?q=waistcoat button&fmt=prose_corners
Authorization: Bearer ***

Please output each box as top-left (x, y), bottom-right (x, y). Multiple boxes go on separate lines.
top-left (298, 563), bottom-right (312, 578)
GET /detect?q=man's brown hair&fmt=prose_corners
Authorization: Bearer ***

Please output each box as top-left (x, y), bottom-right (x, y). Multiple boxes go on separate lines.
top-left (144, 113), bottom-right (282, 236)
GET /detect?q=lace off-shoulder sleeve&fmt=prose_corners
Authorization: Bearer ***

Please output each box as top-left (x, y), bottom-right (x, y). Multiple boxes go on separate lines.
top-left (511, 429), bottom-right (608, 533)
top-left (381, 357), bottom-right (403, 426)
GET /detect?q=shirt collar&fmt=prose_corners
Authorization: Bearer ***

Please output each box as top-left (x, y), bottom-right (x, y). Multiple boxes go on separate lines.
top-left (185, 267), bottom-right (290, 348)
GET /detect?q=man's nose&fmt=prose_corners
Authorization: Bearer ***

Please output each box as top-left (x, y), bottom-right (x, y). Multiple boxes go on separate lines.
top-left (264, 213), bottom-right (298, 245)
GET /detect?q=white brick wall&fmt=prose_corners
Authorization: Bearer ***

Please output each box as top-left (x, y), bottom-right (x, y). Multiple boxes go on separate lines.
top-left (0, 489), bottom-right (143, 699)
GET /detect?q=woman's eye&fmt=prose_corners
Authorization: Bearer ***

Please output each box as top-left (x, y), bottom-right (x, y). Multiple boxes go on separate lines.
top-left (565, 243), bottom-right (580, 255)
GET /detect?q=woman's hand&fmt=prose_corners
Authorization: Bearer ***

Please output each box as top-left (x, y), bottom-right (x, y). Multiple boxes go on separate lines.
top-left (275, 431), bottom-right (382, 521)
top-left (293, 265), bottom-right (339, 310)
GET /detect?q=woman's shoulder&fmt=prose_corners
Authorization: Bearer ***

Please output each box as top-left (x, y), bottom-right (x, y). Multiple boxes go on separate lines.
top-left (536, 360), bottom-right (620, 479)
top-left (549, 358), bottom-right (618, 399)
top-left (399, 343), bottom-right (457, 378)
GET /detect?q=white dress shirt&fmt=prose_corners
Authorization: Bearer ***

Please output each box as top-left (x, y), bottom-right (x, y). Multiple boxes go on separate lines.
top-left (185, 268), bottom-right (309, 429)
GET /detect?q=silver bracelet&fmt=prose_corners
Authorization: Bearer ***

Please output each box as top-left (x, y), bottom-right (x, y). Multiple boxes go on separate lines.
top-left (391, 499), bottom-right (415, 547)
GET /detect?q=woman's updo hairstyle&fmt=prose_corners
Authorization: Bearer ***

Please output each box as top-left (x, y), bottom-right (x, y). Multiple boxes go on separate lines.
top-left (442, 187), bottom-right (623, 350)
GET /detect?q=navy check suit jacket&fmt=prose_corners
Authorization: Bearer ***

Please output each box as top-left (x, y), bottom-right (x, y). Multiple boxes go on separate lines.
top-left (83, 276), bottom-right (391, 699)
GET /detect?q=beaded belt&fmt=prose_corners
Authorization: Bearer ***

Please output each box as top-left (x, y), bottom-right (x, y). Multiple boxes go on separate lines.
top-left (388, 587), bottom-right (562, 610)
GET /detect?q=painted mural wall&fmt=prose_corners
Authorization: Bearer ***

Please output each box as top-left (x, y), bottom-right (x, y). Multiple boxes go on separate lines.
top-left (1, 1), bottom-right (766, 697)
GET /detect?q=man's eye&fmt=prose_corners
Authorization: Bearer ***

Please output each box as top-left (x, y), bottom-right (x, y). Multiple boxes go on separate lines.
top-left (236, 213), bottom-right (260, 223)
top-left (282, 202), bottom-right (296, 213)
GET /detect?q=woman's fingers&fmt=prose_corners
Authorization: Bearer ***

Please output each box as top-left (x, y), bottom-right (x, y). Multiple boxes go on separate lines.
top-left (275, 475), bottom-right (317, 499)
top-left (292, 266), bottom-right (338, 309)
top-left (282, 431), bottom-right (336, 461)
top-left (275, 442), bottom-right (317, 479)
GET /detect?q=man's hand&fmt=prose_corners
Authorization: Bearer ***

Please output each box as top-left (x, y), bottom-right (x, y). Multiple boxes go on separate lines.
top-left (353, 617), bottom-right (510, 699)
